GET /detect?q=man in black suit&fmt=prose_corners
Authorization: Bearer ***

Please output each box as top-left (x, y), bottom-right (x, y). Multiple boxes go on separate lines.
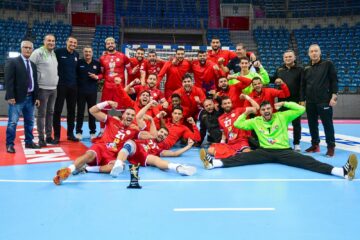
top-left (5, 40), bottom-right (41, 153)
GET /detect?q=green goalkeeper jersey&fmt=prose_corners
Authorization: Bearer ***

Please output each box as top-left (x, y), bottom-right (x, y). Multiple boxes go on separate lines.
top-left (228, 67), bottom-right (270, 95)
top-left (234, 102), bottom-right (305, 149)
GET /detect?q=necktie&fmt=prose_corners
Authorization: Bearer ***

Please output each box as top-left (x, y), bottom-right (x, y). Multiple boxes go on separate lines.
top-left (26, 60), bottom-right (32, 91)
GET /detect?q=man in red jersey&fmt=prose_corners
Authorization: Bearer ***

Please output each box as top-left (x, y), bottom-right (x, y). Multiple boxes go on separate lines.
top-left (140, 50), bottom-right (165, 85)
top-left (161, 93), bottom-right (189, 121)
top-left (157, 48), bottom-right (191, 99)
top-left (207, 36), bottom-right (237, 67)
top-left (220, 43), bottom-right (257, 74)
top-left (216, 75), bottom-right (252, 108)
top-left (244, 77), bottom-right (290, 112)
top-left (128, 47), bottom-right (146, 85)
top-left (110, 103), bottom-right (196, 177)
top-left (163, 106), bottom-right (201, 149)
top-left (125, 73), bottom-right (167, 106)
top-left (53, 100), bottom-right (151, 185)
top-left (89, 37), bottom-right (131, 134)
top-left (191, 50), bottom-right (224, 94)
top-left (204, 95), bottom-right (259, 159)
top-left (172, 73), bottom-right (206, 120)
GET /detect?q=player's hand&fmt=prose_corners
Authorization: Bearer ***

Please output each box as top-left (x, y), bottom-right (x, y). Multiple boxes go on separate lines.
top-left (194, 96), bottom-right (201, 104)
top-left (108, 101), bottom-right (118, 109)
top-left (132, 78), bottom-right (141, 86)
top-left (88, 73), bottom-right (98, 80)
top-left (35, 100), bottom-right (40, 107)
top-left (249, 53), bottom-right (257, 61)
top-left (209, 90), bottom-right (216, 96)
top-left (274, 102), bottom-right (284, 110)
top-left (299, 101), bottom-right (305, 106)
top-left (213, 64), bottom-right (220, 71)
top-left (7, 99), bottom-right (16, 105)
top-left (161, 100), bottom-right (169, 109)
top-left (274, 78), bottom-right (283, 85)
top-left (218, 57), bottom-right (225, 65)
top-left (187, 117), bottom-right (195, 125)
top-left (253, 60), bottom-right (261, 68)
top-left (156, 111), bottom-right (167, 119)
top-left (132, 65), bottom-right (140, 74)
top-left (149, 99), bottom-right (158, 107)
top-left (172, 57), bottom-right (179, 65)
top-left (239, 93), bottom-right (247, 100)
top-left (114, 77), bottom-right (121, 84)
top-left (329, 96), bottom-right (337, 107)
top-left (187, 139), bottom-right (195, 146)
top-left (245, 107), bottom-right (257, 115)
top-left (227, 74), bottom-right (236, 80)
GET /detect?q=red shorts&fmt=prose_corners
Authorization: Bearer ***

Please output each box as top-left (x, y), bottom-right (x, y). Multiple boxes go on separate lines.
top-left (127, 142), bottom-right (149, 167)
top-left (211, 139), bottom-right (249, 159)
top-left (87, 143), bottom-right (118, 166)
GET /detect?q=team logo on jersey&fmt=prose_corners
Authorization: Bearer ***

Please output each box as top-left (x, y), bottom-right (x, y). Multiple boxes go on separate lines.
top-left (116, 58), bottom-right (120, 62)
top-left (272, 125), bottom-right (279, 131)
top-left (157, 67), bottom-right (160, 71)
top-left (106, 142), bottom-right (118, 152)
top-left (126, 130), bottom-right (131, 135)
top-left (267, 138), bottom-right (277, 144)
top-left (231, 113), bottom-right (235, 118)
top-left (153, 93), bottom-right (157, 97)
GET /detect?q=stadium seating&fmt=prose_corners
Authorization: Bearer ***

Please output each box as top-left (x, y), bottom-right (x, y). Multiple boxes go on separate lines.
top-left (31, 21), bottom-right (72, 49)
top-left (207, 29), bottom-right (233, 47)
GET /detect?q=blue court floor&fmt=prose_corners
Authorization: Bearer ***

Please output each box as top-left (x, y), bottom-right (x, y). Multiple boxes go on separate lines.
top-left (0, 121), bottom-right (359, 240)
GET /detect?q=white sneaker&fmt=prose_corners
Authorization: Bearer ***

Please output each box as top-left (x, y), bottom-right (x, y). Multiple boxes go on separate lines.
top-left (110, 160), bottom-right (124, 178)
top-left (90, 133), bottom-right (96, 140)
top-left (294, 145), bottom-right (301, 152)
top-left (176, 165), bottom-right (197, 176)
top-left (76, 133), bottom-right (83, 140)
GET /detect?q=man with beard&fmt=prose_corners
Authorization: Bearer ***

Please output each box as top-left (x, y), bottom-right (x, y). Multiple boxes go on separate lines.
top-left (110, 101), bottom-right (196, 177)
top-left (127, 47), bottom-right (146, 85)
top-left (207, 36), bottom-right (237, 66)
top-left (140, 50), bottom-right (165, 84)
top-left (202, 95), bottom-right (259, 159)
top-left (221, 43), bottom-right (256, 74)
top-left (191, 50), bottom-right (224, 94)
top-left (53, 100), bottom-right (150, 185)
top-left (272, 50), bottom-right (303, 151)
top-left (199, 98), bottom-right (223, 145)
top-left (216, 75), bottom-right (252, 109)
top-left (199, 101), bottom-right (358, 182)
top-left (172, 74), bottom-right (206, 121)
top-left (89, 37), bottom-right (131, 135)
top-left (227, 57), bottom-right (270, 94)
top-left (244, 77), bottom-right (290, 112)
top-left (161, 93), bottom-right (189, 122)
top-left (157, 48), bottom-right (191, 99)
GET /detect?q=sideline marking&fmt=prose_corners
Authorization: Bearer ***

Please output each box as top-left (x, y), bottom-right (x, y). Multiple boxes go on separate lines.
top-left (173, 208), bottom-right (275, 212)
top-left (0, 178), bottom-right (359, 183)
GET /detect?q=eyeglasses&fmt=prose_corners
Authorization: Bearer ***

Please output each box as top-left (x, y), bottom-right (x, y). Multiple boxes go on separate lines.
top-left (22, 47), bottom-right (33, 50)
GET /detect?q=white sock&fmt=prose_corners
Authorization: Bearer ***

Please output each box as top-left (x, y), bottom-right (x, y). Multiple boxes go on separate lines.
top-left (213, 159), bottom-right (224, 168)
top-left (114, 160), bottom-right (124, 168)
top-left (168, 163), bottom-right (180, 172)
top-left (68, 164), bottom-right (76, 173)
top-left (100, 128), bottom-right (104, 133)
top-left (86, 166), bottom-right (100, 173)
top-left (331, 167), bottom-right (345, 178)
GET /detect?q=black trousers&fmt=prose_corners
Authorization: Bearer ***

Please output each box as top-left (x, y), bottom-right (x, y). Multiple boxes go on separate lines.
top-left (306, 102), bottom-right (335, 147)
top-left (53, 85), bottom-right (77, 138)
top-left (76, 91), bottom-right (97, 134)
top-left (292, 116), bottom-right (301, 145)
top-left (221, 148), bottom-right (334, 175)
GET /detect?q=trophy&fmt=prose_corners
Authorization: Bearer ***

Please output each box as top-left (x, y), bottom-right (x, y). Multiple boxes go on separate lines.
top-left (127, 163), bottom-right (142, 189)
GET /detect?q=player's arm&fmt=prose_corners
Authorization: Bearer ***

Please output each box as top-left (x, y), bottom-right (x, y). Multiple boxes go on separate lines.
top-left (89, 101), bottom-right (118, 122)
top-left (124, 78), bottom-right (140, 94)
top-left (220, 131), bottom-right (226, 143)
top-left (272, 80), bottom-right (290, 98)
top-left (233, 107), bottom-right (257, 130)
top-left (240, 94), bottom-right (260, 111)
top-left (136, 100), bottom-right (158, 130)
top-left (274, 101), bottom-right (305, 123)
top-left (157, 61), bottom-right (170, 88)
top-left (183, 117), bottom-right (201, 142)
top-left (160, 139), bottom-right (195, 157)
top-left (258, 63), bottom-right (270, 85)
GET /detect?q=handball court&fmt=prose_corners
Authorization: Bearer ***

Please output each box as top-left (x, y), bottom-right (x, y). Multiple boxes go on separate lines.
top-left (0, 119), bottom-right (359, 240)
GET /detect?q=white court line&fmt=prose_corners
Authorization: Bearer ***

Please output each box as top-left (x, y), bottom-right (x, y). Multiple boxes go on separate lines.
top-left (173, 208), bottom-right (275, 212)
top-left (0, 178), bottom-right (359, 183)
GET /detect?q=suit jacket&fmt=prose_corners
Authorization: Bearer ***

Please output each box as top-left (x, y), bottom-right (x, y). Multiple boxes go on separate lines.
top-left (5, 55), bottom-right (39, 103)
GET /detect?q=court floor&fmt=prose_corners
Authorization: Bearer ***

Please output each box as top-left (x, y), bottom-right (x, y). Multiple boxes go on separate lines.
top-left (0, 120), bottom-right (359, 240)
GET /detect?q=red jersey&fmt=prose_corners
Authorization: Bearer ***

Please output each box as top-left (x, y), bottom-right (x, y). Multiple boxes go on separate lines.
top-left (207, 49), bottom-right (237, 66)
top-left (140, 59), bottom-right (165, 76)
top-left (157, 60), bottom-right (191, 93)
top-left (127, 57), bottom-right (145, 84)
top-left (244, 84), bottom-right (290, 112)
top-left (99, 51), bottom-right (131, 88)
top-left (217, 76), bottom-right (252, 109)
top-left (218, 108), bottom-right (249, 146)
top-left (161, 103), bottom-right (190, 122)
top-left (191, 60), bottom-right (223, 93)
top-left (93, 115), bottom-right (140, 153)
top-left (137, 138), bottom-right (168, 156)
top-left (133, 85), bottom-right (165, 102)
top-left (164, 120), bottom-right (201, 149)
top-left (172, 86), bottom-right (206, 119)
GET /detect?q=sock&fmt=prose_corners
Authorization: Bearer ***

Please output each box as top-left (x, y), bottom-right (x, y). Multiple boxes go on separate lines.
top-left (331, 167), bottom-right (345, 177)
top-left (68, 164), bottom-right (76, 173)
top-left (212, 159), bottom-right (224, 168)
top-left (168, 163), bottom-right (180, 172)
top-left (85, 166), bottom-right (100, 173)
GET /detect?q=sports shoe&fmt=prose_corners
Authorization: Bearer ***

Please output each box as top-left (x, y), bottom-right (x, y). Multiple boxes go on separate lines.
top-left (305, 144), bottom-right (320, 153)
top-left (110, 160), bottom-right (125, 178)
top-left (72, 164), bottom-right (88, 175)
top-left (76, 133), bottom-right (83, 140)
top-left (90, 133), bottom-right (96, 140)
top-left (176, 165), bottom-right (197, 176)
top-left (199, 148), bottom-right (214, 169)
top-left (294, 144), bottom-right (301, 152)
top-left (326, 146), bottom-right (335, 158)
top-left (344, 154), bottom-right (358, 180)
top-left (53, 168), bottom-right (71, 185)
